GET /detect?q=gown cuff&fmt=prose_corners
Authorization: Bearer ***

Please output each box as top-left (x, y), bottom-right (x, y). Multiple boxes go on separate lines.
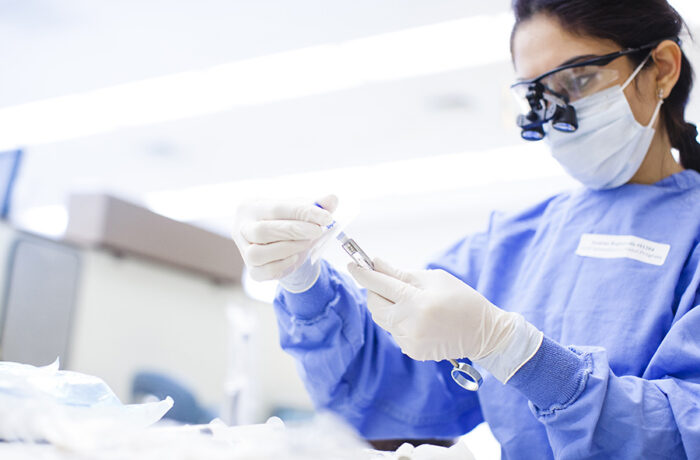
top-left (508, 336), bottom-right (590, 411)
top-left (277, 260), bottom-right (336, 320)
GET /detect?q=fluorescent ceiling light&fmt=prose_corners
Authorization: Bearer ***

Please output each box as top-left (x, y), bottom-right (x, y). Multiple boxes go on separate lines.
top-left (0, 13), bottom-right (513, 150)
top-left (145, 143), bottom-right (567, 222)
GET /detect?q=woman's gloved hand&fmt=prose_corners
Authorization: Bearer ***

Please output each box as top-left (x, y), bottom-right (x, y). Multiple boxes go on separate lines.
top-left (232, 195), bottom-right (337, 292)
top-left (348, 258), bottom-right (543, 383)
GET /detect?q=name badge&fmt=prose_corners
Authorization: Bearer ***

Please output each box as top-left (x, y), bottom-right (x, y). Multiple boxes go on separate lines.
top-left (576, 233), bottom-right (670, 266)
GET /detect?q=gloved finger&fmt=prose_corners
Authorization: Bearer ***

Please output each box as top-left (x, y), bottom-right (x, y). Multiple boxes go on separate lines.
top-left (245, 240), bottom-right (311, 267)
top-left (348, 262), bottom-right (418, 303)
top-left (373, 257), bottom-right (420, 286)
top-left (241, 220), bottom-right (323, 244)
top-left (232, 235), bottom-right (250, 256)
top-left (314, 194), bottom-right (339, 213)
top-left (365, 290), bottom-right (417, 329)
top-left (392, 336), bottom-right (422, 360)
top-left (400, 344), bottom-right (431, 362)
top-left (258, 202), bottom-right (333, 227)
top-left (366, 291), bottom-right (393, 329)
top-left (368, 312), bottom-right (392, 332)
top-left (247, 254), bottom-right (299, 281)
top-left (366, 290), bottom-right (393, 309)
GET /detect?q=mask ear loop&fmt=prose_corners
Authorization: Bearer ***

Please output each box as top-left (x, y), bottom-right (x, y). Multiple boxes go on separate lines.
top-left (620, 53), bottom-right (664, 128)
top-left (647, 88), bottom-right (665, 128)
top-left (621, 54), bottom-right (652, 91)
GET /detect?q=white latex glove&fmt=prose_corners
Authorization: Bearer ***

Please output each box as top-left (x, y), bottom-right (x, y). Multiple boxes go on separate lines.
top-left (348, 258), bottom-right (543, 383)
top-left (232, 195), bottom-right (337, 292)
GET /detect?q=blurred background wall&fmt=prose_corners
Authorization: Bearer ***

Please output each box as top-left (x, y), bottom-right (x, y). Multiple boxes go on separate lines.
top-left (0, 0), bottom-right (698, 449)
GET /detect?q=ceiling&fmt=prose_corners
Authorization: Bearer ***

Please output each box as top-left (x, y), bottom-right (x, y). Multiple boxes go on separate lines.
top-left (0, 0), bottom-right (511, 106)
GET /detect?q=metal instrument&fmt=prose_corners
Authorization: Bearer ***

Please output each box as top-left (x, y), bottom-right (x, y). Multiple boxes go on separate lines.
top-left (448, 359), bottom-right (482, 391)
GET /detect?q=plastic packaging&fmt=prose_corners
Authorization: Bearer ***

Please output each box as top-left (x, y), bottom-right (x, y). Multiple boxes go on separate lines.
top-left (391, 439), bottom-right (476, 460)
top-left (0, 359), bottom-right (173, 449)
top-left (0, 360), bottom-right (477, 459)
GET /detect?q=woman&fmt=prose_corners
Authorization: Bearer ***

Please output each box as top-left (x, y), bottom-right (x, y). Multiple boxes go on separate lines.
top-left (233, 1), bottom-right (700, 458)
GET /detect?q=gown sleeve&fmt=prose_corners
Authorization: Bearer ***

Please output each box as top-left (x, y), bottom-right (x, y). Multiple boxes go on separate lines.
top-left (508, 245), bottom-right (700, 459)
top-left (272, 231), bottom-right (491, 439)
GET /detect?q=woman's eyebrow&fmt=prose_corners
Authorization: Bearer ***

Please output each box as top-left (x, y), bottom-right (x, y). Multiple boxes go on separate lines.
top-left (557, 53), bottom-right (599, 67)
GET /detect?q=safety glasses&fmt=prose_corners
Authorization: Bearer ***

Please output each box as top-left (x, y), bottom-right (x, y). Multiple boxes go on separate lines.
top-left (510, 37), bottom-right (679, 141)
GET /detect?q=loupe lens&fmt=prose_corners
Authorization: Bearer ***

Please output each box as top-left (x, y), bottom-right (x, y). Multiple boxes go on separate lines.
top-left (552, 105), bottom-right (578, 133)
top-left (521, 125), bottom-right (545, 141)
top-left (553, 122), bottom-right (577, 132)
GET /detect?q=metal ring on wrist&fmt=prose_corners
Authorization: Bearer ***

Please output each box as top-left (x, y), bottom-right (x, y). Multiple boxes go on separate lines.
top-left (449, 360), bottom-right (483, 391)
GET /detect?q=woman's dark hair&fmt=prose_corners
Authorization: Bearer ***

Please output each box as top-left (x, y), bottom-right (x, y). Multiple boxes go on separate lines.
top-left (511, 0), bottom-right (700, 173)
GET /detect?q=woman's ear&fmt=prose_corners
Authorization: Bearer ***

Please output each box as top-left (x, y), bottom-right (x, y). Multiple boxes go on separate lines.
top-left (653, 40), bottom-right (683, 98)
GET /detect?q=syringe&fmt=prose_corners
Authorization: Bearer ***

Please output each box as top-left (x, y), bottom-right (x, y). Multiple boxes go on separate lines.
top-left (315, 203), bottom-right (375, 270)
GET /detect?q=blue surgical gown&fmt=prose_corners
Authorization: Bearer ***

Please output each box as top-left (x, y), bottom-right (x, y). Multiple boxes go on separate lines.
top-left (273, 169), bottom-right (700, 459)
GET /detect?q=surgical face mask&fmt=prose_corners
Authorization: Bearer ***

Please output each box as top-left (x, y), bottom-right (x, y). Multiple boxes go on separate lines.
top-left (545, 55), bottom-right (664, 190)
